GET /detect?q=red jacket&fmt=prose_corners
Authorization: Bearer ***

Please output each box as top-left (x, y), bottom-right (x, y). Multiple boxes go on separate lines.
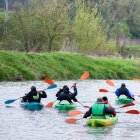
top-left (104, 100), bottom-right (116, 116)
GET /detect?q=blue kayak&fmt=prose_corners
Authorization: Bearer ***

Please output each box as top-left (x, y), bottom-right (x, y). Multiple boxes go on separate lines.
top-left (20, 100), bottom-right (44, 111)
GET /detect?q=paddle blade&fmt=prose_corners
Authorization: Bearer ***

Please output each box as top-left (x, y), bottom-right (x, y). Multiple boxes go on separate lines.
top-left (106, 80), bottom-right (115, 87)
top-left (44, 78), bottom-right (54, 85)
top-left (65, 118), bottom-right (77, 124)
top-left (45, 102), bottom-right (54, 108)
top-left (132, 78), bottom-right (139, 81)
top-left (99, 89), bottom-right (109, 92)
top-left (47, 84), bottom-right (57, 89)
top-left (80, 71), bottom-right (89, 80)
top-left (120, 103), bottom-right (135, 108)
top-left (4, 99), bottom-right (16, 104)
top-left (126, 110), bottom-right (139, 114)
top-left (68, 110), bottom-right (83, 116)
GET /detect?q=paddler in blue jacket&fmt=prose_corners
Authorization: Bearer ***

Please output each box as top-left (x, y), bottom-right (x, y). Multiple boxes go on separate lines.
top-left (115, 83), bottom-right (135, 100)
top-left (56, 83), bottom-right (78, 104)
top-left (22, 86), bottom-right (47, 103)
top-left (83, 97), bottom-right (115, 118)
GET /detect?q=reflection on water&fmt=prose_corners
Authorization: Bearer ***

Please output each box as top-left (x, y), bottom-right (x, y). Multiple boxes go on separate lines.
top-left (0, 80), bottom-right (140, 140)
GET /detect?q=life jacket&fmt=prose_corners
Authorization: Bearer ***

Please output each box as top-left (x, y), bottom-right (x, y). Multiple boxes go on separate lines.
top-left (91, 103), bottom-right (110, 119)
top-left (33, 93), bottom-right (39, 100)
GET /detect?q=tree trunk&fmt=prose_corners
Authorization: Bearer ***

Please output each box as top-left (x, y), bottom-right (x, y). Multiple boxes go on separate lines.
top-left (4, 0), bottom-right (8, 37)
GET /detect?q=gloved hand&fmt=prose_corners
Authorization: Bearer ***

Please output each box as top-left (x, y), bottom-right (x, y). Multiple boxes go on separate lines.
top-left (73, 98), bottom-right (77, 102)
top-left (59, 88), bottom-right (63, 92)
top-left (73, 83), bottom-right (77, 88)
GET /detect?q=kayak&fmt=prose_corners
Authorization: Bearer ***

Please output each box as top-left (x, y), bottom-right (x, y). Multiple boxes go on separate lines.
top-left (86, 116), bottom-right (117, 127)
top-left (55, 103), bottom-right (76, 110)
top-left (115, 98), bottom-right (133, 104)
top-left (20, 100), bottom-right (44, 111)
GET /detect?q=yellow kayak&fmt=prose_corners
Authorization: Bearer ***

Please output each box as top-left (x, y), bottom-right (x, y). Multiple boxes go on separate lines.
top-left (86, 116), bottom-right (117, 127)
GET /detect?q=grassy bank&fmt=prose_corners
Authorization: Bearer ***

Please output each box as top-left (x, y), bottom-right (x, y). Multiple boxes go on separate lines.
top-left (126, 45), bottom-right (140, 58)
top-left (0, 51), bottom-right (140, 81)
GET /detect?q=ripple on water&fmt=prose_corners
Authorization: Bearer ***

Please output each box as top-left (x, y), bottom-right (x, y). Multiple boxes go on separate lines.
top-left (0, 80), bottom-right (140, 140)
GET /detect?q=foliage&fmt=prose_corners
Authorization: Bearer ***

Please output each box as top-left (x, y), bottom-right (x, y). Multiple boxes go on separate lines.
top-left (72, 1), bottom-right (117, 55)
top-left (0, 51), bottom-right (140, 81)
top-left (4, 0), bottom-right (69, 52)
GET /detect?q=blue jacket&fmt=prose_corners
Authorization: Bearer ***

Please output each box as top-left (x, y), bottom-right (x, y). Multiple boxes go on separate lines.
top-left (115, 88), bottom-right (133, 98)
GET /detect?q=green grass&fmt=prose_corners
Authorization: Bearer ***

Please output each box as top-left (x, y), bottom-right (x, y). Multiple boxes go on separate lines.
top-left (0, 51), bottom-right (140, 81)
top-left (125, 45), bottom-right (140, 58)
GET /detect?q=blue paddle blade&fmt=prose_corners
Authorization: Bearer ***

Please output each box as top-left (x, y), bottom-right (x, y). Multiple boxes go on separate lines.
top-left (4, 99), bottom-right (16, 104)
top-left (47, 84), bottom-right (57, 89)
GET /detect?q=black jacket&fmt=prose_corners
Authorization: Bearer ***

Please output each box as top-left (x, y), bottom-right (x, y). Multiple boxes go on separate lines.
top-left (56, 87), bottom-right (77, 103)
top-left (22, 89), bottom-right (47, 103)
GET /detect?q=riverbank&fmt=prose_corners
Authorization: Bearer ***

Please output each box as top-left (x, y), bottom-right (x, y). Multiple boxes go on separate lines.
top-left (0, 51), bottom-right (140, 81)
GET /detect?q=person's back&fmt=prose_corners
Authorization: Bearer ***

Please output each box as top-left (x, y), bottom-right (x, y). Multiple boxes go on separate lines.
top-left (22, 86), bottom-right (47, 103)
top-left (91, 99), bottom-right (105, 119)
top-left (115, 83), bottom-right (135, 100)
top-left (56, 84), bottom-right (78, 104)
top-left (83, 98), bottom-right (115, 118)
top-left (57, 86), bottom-right (72, 104)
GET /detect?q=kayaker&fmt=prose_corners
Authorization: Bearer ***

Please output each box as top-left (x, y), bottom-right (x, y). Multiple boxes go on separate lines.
top-left (83, 97), bottom-right (116, 118)
top-left (102, 96), bottom-right (116, 116)
top-left (22, 86), bottom-right (47, 103)
top-left (115, 83), bottom-right (135, 100)
top-left (56, 83), bottom-right (78, 104)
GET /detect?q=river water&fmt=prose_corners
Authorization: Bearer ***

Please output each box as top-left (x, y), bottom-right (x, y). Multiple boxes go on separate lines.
top-left (0, 80), bottom-right (140, 140)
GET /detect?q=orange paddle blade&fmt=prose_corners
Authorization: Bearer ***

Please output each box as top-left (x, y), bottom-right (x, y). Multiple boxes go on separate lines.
top-left (45, 102), bottom-right (54, 108)
top-left (120, 103), bottom-right (135, 108)
top-left (99, 89), bottom-right (109, 92)
top-left (68, 110), bottom-right (83, 116)
top-left (132, 78), bottom-right (139, 81)
top-left (65, 118), bottom-right (77, 124)
top-left (80, 71), bottom-right (89, 80)
top-left (126, 110), bottom-right (139, 114)
top-left (44, 78), bottom-right (54, 85)
top-left (106, 80), bottom-right (115, 87)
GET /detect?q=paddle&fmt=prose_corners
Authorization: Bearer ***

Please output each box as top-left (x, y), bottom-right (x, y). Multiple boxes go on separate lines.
top-left (117, 110), bottom-right (139, 114)
top-left (132, 78), bottom-right (139, 81)
top-left (99, 89), bottom-right (115, 93)
top-left (45, 71), bottom-right (90, 108)
top-left (65, 118), bottom-right (83, 124)
top-left (70, 71), bottom-right (89, 88)
top-left (4, 97), bottom-right (22, 104)
top-left (66, 110), bottom-right (139, 123)
top-left (76, 100), bottom-right (90, 108)
top-left (68, 103), bottom-right (135, 116)
top-left (80, 71), bottom-right (89, 80)
top-left (115, 103), bottom-right (135, 109)
top-left (106, 80), bottom-right (115, 87)
top-left (44, 78), bottom-right (54, 85)
top-left (45, 100), bottom-right (57, 108)
top-left (4, 84), bottom-right (57, 104)
top-left (66, 109), bottom-right (140, 124)
top-left (68, 110), bottom-right (83, 116)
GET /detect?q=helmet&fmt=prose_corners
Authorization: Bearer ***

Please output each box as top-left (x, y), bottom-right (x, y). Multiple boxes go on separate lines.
top-left (121, 83), bottom-right (126, 87)
top-left (63, 86), bottom-right (69, 93)
top-left (31, 86), bottom-right (36, 91)
top-left (63, 85), bottom-right (68, 90)
top-left (102, 96), bottom-right (108, 101)
top-left (96, 97), bottom-right (104, 103)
